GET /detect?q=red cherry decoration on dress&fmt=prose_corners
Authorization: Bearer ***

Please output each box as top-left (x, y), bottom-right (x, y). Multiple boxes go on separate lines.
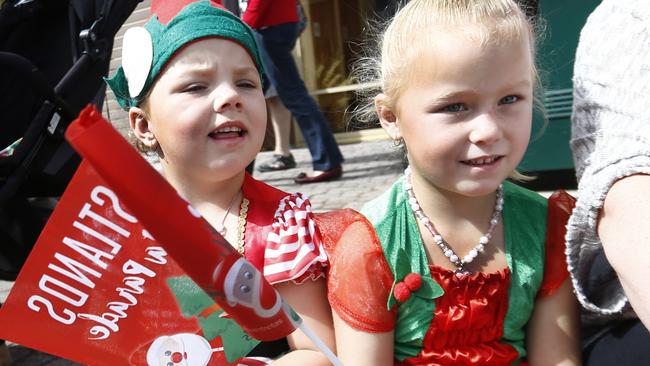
top-left (404, 272), bottom-right (422, 291)
top-left (393, 282), bottom-right (411, 302)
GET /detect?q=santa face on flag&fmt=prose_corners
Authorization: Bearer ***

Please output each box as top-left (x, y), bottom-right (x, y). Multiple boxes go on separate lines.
top-left (223, 258), bottom-right (282, 318)
top-left (146, 333), bottom-right (216, 366)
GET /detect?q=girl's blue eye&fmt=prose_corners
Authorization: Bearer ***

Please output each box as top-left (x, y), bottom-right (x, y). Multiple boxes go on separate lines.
top-left (500, 95), bottom-right (519, 104)
top-left (183, 84), bottom-right (205, 93)
top-left (441, 103), bottom-right (467, 113)
top-left (165, 350), bottom-right (171, 356)
top-left (237, 80), bottom-right (257, 89)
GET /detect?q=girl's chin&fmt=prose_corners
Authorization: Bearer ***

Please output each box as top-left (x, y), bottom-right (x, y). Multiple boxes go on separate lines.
top-left (210, 159), bottom-right (256, 176)
top-left (454, 181), bottom-right (504, 197)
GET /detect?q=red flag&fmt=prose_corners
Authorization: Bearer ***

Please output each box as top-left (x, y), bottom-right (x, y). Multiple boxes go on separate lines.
top-left (0, 105), bottom-right (298, 365)
top-left (64, 106), bottom-right (298, 341)
top-left (0, 160), bottom-right (259, 364)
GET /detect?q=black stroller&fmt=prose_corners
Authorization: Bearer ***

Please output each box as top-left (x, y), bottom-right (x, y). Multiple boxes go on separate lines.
top-left (0, 0), bottom-right (141, 281)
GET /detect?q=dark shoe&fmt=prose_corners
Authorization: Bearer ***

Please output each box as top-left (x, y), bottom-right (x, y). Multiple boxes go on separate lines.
top-left (257, 154), bottom-right (297, 172)
top-left (294, 165), bottom-right (342, 184)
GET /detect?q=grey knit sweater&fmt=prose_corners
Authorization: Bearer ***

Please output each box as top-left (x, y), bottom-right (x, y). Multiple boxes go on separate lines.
top-left (566, 0), bottom-right (650, 322)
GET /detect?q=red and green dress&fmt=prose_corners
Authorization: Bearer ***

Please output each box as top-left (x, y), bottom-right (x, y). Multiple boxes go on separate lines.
top-left (327, 178), bottom-right (571, 365)
top-left (166, 174), bottom-right (331, 365)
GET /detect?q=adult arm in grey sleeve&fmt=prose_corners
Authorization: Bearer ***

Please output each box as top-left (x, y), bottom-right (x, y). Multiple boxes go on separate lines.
top-left (565, 0), bottom-right (650, 327)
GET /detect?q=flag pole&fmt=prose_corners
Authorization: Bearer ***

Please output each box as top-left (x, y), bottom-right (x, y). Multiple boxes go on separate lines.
top-left (298, 321), bottom-right (344, 366)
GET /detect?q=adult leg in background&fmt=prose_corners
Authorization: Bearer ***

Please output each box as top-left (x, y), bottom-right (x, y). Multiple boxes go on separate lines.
top-left (256, 22), bottom-right (343, 180)
top-left (257, 95), bottom-right (297, 172)
top-left (268, 96), bottom-right (292, 157)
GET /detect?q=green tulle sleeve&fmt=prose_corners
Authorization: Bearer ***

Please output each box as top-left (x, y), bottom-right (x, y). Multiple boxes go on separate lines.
top-left (362, 176), bottom-right (444, 361)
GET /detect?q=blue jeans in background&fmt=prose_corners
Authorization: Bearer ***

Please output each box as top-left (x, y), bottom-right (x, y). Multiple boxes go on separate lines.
top-left (255, 22), bottom-right (343, 171)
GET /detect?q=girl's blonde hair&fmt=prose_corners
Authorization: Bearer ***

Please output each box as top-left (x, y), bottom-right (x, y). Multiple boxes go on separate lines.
top-left (355, 0), bottom-right (541, 119)
top-left (353, 0), bottom-right (542, 180)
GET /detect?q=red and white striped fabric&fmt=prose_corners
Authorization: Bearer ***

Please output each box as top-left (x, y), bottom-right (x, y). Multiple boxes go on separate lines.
top-left (263, 193), bottom-right (328, 284)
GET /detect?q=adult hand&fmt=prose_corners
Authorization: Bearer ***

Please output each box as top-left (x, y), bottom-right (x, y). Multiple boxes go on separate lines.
top-left (598, 174), bottom-right (650, 327)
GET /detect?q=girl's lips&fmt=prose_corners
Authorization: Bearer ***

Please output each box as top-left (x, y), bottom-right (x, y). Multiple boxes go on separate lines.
top-left (460, 155), bottom-right (504, 166)
top-left (208, 121), bottom-right (247, 139)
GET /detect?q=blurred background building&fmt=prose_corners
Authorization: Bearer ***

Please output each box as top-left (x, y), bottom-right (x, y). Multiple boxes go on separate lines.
top-left (103, 0), bottom-right (601, 176)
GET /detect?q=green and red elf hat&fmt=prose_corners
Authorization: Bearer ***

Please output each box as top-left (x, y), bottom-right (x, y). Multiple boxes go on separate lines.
top-left (106, 0), bottom-right (264, 111)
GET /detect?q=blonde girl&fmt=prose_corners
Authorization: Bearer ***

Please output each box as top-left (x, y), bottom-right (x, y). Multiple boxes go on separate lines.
top-left (325, 0), bottom-right (581, 365)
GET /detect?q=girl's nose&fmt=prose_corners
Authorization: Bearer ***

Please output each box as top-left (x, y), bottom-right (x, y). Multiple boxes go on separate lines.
top-left (468, 113), bottom-right (503, 145)
top-left (213, 84), bottom-right (242, 112)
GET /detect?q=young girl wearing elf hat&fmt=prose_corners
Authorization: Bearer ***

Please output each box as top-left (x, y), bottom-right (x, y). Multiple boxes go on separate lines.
top-left (106, 1), bottom-right (370, 364)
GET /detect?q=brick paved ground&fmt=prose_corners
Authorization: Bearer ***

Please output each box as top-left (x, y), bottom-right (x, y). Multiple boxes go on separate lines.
top-left (253, 139), bottom-right (405, 212)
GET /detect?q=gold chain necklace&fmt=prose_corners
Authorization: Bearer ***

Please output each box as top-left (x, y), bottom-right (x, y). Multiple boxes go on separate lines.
top-left (236, 197), bottom-right (249, 255)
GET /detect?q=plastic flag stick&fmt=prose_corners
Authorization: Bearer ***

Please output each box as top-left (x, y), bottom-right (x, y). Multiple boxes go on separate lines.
top-left (296, 318), bottom-right (344, 366)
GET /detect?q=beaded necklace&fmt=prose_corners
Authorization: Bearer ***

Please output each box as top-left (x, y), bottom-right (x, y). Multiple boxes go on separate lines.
top-left (404, 167), bottom-right (504, 277)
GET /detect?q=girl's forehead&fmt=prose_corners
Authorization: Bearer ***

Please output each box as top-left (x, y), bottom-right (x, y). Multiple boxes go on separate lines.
top-left (393, 34), bottom-right (533, 107)
top-left (403, 31), bottom-right (532, 81)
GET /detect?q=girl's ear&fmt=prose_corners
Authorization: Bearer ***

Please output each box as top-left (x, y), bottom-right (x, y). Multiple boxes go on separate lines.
top-left (375, 94), bottom-right (401, 141)
top-left (129, 107), bottom-right (157, 148)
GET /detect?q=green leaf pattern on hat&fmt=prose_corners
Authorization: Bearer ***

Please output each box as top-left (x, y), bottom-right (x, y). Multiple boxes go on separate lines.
top-left (106, 0), bottom-right (264, 111)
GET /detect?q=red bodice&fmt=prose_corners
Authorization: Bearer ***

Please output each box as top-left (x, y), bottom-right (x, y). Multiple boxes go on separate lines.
top-left (397, 265), bottom-right (527, 366)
